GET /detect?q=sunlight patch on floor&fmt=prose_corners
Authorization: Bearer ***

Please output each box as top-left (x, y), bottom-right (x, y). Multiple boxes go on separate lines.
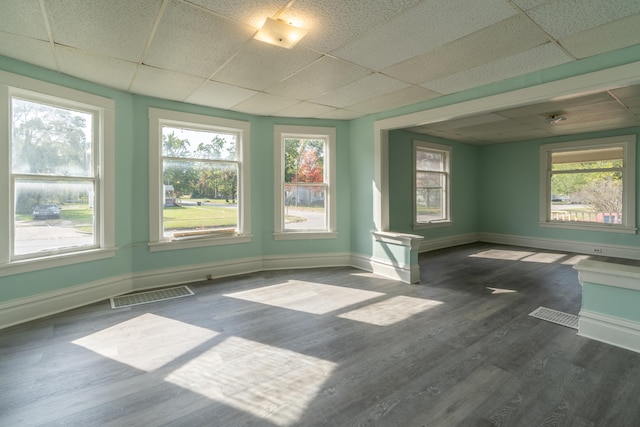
top-left (337, 295), bottom-right (442, 326)
top-left (470, 249), bottom-right (569, 264)
top-left (224, 280), bottom-right (384, 315)
top-left (164, 335), bottom-right (336, 426)
top-left (72, 313), bottom-right (218, 372)
top-left (486, 287), bottom-right (518, 294)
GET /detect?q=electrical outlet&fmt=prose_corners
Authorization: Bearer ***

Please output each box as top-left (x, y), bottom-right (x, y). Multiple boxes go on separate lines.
top-left (593, 247), bottom-right (603, 254)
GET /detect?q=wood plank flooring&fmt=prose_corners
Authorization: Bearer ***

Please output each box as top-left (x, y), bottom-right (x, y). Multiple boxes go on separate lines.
top-left (2, 243), bottom-right (640, 426)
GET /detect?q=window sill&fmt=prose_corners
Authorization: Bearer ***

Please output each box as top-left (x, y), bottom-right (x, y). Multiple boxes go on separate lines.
top-left (0, 247), bottom-right (117, 277)
top-left (148, 234), bottom-right (252, 252)
top-left (540, 221), bottom-right (637, 234)
top-left (273, 231), bottom-right (337, 241)
top-left (413, 220), bottom-right (453, 230)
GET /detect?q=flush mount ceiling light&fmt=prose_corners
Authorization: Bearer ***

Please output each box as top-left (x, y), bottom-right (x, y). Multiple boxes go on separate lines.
top-left (254, 17), bottom-right (308, 49)
top-left (545, 114), bottom-right (567, 124)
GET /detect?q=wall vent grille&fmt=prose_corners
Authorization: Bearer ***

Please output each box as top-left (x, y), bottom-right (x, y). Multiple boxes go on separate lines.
top-left (529, 306), bottom-right (579, 330)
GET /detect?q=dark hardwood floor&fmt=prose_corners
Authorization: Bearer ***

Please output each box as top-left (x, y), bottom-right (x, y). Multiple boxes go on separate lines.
top-left (2, 243), bottom-right (640, 426)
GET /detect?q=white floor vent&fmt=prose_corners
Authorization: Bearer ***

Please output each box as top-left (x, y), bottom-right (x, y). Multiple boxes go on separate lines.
top-left (110, 286), bottom-right (194, 309)
top-left (529, 306), bottom-right (579, 330)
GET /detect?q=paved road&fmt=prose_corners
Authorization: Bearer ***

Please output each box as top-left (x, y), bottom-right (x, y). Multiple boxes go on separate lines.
top-left (285, 208), bottom-right (326, 230)
top-left (14, 221), bottom-right (93, 255)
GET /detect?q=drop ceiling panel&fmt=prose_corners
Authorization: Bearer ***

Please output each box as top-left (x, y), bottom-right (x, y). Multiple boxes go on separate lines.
top-left (559, 13), bottom-right (640, 59)
top-left (265, 56), bottom-right (371, 100)
top-left (382, 14), bottom-right (551, 84)
top-left (288, 0), bottom-right (422, 53)
top-left (130, 65), bottom-right (205, 101)
top-left (212, 40), bottom-right (321, 91)
top-left (272, 101), bottom-right (336, 118)
top-left (332, 0), bottom-right (517, 71)
top-left (317, 109), bottom-right (365, 120)
top-left (524, 0), bottom-right (640, 39)
top-left (56, 46), bottom-right (137, 91)
top-left (0, 34), bottom-right (56, 70)
top-left (425, 114), bottom-right (510, 131)
top-left (496, 92), bottom-right (617, 118)
top-left (611, 84), bottom-right (640, 99)
top-left (310, 73), bottom-right (411, 108)
top-left (45, 0), bottom-right (161, 62)
top-left (185, 80), bottom-right (257, 110)
top-left (231, 92), bottom-right (299, 116)
top-left (0, 0), bottom-right (48, 40)
top-left (187, 0), bottom-right (284, 29)
top-left (347, 86), bottom-right (440, 114)
top-left (144, 0), bottom-right (255, 78)
top-left (422, 43), bottom-right (572, 95)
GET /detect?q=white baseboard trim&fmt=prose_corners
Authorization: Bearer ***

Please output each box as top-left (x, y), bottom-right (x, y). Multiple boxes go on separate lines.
top-left (0, 273), bottom-right (132, 330)
top-left (419, 233), bottom-right (479, 253)
top-left (578, 309), bottom-right (640, 354)
top-left (351, 253), bottom-right (417, 284)
top-left (0, 252), bottom-right (362, 330)
top-left (478, 232), bottom-right (640, 260)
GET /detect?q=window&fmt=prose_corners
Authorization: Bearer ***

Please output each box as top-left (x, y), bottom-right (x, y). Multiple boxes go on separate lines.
top-left (148, 109), bottom-right (250, 250)
top-left (274, 125), bottom-right (336, 239)
top-left (0, 71), bottom-right (114, 273)
top-left (540, 135), bottom-right (636, 233)
top-left (414, 140), bottom-right (451, 227)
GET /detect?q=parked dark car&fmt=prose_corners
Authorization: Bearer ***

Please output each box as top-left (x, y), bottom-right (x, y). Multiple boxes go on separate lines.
top-left (33, 204), bottom-right (61, 219)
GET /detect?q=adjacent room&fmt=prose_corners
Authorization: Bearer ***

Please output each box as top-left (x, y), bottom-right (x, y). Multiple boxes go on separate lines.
top-left (2, 1), bottom-right (640, 425)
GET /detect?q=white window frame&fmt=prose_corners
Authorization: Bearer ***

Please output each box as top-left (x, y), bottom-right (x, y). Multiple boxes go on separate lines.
top-left (0, 71), bottom-right (115, 277)
top-left (413, 140), bottom-right (452, 229)
top-left (539, 135), bottom-right (636, 234)
top-left (148, 108), bottom-right (251, 251)
top-left (274, 125), bottom-right (336, 240)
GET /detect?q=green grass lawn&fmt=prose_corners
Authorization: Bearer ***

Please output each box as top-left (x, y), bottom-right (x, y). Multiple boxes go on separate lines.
top-left (164, 205), bottom-right (237, 230)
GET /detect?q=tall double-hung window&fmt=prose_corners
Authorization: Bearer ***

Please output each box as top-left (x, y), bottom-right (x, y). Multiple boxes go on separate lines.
top-left (0, 71), bottom-right (115, 273)
top-left (274, 125), bottom-right (336, 239)
top-left (149, 109), bottom-right (251, 250)
top-left (414, 140), bottom-right (451, 227)
top-left (540, 135), bottom-right (636, 233)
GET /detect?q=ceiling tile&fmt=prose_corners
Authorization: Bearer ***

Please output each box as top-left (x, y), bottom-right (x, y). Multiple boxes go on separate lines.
top-left (288, 0), bottom-right (422, 52)
top-left (272, 101), bottom-right (336, 118)
top-left (231, 92), bottom-right (299, 116)
top-left (0, 33), bottom-right (56, 70)
top-left (185, 80), bottom-right (257, 110)
top-left (310, 73), bottom-right (410, 108)
top-left (332, 0), bottom-right (517, 70)
top-left (421, 43), bottom-right (572, 95)
top-left (187, 0), bottom-right (284, 29)
top-left (56, 46), bottom-right (137, 91)
top-left (621, 97), bottom-right (640, 108)
top-left (265, 56), bottom-right (371, 100)
top-left (45, 0), bottom-right (161, 62)
top-left (524, 0), bottom-right (640, 39)
top-left (425, 114), bottom-right (510, 131)
top-left (347, 86), bottom-right (440, 114)
top-left (559, 13), bottom-right (640, 59)
top-left (0, 0), bottom-right (48, 40)
top-left (382, 14), bottom-right (551, 85)
top-left (212, 40), bottom-right (321, 91)
top-left (144, 0), bottom-right (255, 78)
top-left (316, 109), bottom-right (365, 120)
top-left (130, 65), bottom-right (206, 101)
top-left (610, 84), bottom-right (640, 99)
top-left (512, 0), bottom-right (546, 10)
top-left (496, 92), bottom-right (615, 118)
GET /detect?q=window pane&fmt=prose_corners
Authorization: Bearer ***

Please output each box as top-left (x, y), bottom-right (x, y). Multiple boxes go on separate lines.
top-left (416, 187), bottom-right (443, 222)
top-left (550, 171), bottom-right (622, 224)
top-left (284, 184), bottom-right (326, 230)
top-left (12, 98), bottom-right (93, 176)
top-left (162, 126), bottom-right (237, 161)
top-left (416, 150), bottom-right (444, 172)
top-left (163, 160), bottom-right (238, 238)
top-left (284, 138), bottom-right (325, 183)
top-left (14, 180), bottom-right (95, 256)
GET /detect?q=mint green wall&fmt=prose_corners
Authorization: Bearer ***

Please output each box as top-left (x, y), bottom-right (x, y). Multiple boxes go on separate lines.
top-left (582, 282), bottom-right (640, 322)
top-left (478, 127), bottom-right (640, 246)
top-left (0, 57), bottom-right (350, 304)
top-left (387, 129), bottom-right (480, 238)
